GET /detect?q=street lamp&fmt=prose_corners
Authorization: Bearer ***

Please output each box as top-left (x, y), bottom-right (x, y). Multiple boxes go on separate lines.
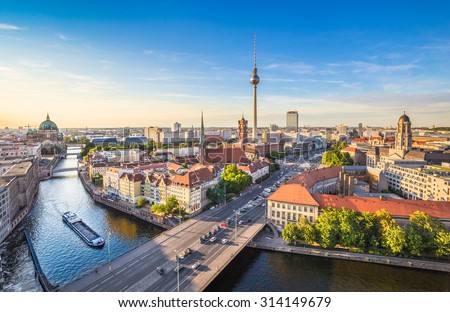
top-left (107, 231), bottom-right (112, 271)
top-left (233, 209), bottom-right (238, 243)
top-left (174, 250), bottom-right (180, 292)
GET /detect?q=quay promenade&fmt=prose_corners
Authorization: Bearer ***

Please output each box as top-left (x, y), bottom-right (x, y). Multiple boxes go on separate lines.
top-left (248, 231), bottom-right (450, 273)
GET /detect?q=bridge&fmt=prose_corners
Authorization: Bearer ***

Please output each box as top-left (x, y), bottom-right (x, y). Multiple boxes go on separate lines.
top-left (60, 170), bottom-right (284, 292)
top-left (52, 167), bottom-right (78, 174)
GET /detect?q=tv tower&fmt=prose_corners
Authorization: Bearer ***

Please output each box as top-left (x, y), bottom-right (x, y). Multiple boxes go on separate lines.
top-left (249, 33), bottom-right (260, 141)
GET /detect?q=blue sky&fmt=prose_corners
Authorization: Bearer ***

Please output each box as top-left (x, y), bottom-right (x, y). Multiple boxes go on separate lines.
top-left (1, 1), bottom-right (449, 128)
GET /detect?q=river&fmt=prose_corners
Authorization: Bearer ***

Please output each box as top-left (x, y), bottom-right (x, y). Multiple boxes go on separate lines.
top-left (1, 150), bottom-right (449, 291)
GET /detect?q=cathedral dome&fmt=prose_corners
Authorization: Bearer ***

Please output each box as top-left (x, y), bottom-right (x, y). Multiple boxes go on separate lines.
top-left (398, 112), bottom-right (410, 123)
top-left (39, 113), bottom-right (58, 131)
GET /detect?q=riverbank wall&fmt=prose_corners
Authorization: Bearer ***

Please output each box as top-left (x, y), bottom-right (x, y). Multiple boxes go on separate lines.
top-left (248, 234), bottom-right (450, 273)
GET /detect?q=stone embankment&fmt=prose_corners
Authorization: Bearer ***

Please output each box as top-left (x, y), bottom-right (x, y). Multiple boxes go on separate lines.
top-left (249, 232), bottom-right (450, 273)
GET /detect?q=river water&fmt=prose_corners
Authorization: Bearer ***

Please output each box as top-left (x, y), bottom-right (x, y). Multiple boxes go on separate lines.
top-left (1, 150), bottom-right (449, 291)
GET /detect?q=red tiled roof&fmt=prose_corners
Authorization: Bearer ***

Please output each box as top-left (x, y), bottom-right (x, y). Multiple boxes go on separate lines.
top-left (205, 147), bottom-right (250, 164)
top-left (286, 166), bottom-right (342, 189)
top-left (342, 147), bottom-right (357, 153)
top-left (171, 167), bottom-right (215, 188)
top-left (268, 184), bottom-right (319, 206)
top-left (352, 137), bottom-right (369, 143)
top-left (237, 159), bottom-right (269, 174)
top-left (312, 194), bottom-right (450, 219)
top-left (119, 172), bottom-right (144, 182)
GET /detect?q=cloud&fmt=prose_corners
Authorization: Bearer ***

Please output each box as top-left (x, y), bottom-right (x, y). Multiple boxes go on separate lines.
top-left (329, 61), bottom-right (418, 74)
top-left (0, 23), bottom-right (21, 30)
top-left (263, 62), bottom-right (315, 74)
top-left (18, 59), bottom-right (50, 68)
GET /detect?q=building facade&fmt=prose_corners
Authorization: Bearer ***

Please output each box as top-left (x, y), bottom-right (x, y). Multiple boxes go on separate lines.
top-left (385, 164), bottom-right (450, 201)
top-left (286, 111), bottom-right (299, 132)
top-left (0, 160), bottom-right (39, 243)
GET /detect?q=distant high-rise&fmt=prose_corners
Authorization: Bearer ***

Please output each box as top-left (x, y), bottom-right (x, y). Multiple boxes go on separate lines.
top-left (336, 124), bottom-right (348, 135)
top-left (172, 122), bottom-right (181, 133)
top-left (269, 124), bottom-right (279, 132)
top-left (395, 111), bottom-right (412, 151)
top-left (238, 114), bottom-right (248, 143)
top-left (358, 123), bottom-right (363, 136)
top-left (249, 34), bottom-right (260, 141)
top-left (286, 111), bottom-right (299, 132)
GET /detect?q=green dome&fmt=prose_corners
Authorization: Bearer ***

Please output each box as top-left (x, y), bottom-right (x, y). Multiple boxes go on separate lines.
top-left (39, 113), bottom-right (58, 131)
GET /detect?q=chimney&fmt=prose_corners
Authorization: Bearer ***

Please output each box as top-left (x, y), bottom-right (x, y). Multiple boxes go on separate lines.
top-left (379, 195), bottom-right (385, 201)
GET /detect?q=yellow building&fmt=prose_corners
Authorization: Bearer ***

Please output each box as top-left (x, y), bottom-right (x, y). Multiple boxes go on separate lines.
top-left (118, 173), bottom-right (144, 203)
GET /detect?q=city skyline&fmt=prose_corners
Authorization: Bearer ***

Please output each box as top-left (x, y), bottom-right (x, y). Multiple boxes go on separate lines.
top-left (1, 1), bottom-right (450, 128)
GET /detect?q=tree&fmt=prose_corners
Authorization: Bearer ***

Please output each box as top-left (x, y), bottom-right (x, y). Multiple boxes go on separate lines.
top-left (314, 209), bottom-right (340, 248)
top-left (338, 209), bottom-right (363, 247)
top-left (409, 211), bottom-right (444, 252)
top-left (406, 227), bottom-right (424, 256)
top-left (281, 223), bottom-right (301, 243)
top-left (150, 203), bottom-right (167, 215)
top-left (434, 231), bottom-right (450, 258)
top-left (136, 197), bottom-right (148, 208)
top-left (297, 215), bottom-right (315, 244)
top-left (166, 196), bottom-right (179, 215)
top-left (321, 142), bottom-right (353, 166)
top-left (358, 212), bottom-right (381, 249)
top-left (221, 164), bottom-right (252, 194)
top-left (376, 210), bottom-right (407, 255)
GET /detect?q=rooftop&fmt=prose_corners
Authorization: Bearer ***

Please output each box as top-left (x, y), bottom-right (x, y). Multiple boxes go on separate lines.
top-left (268, 184), bottom-right (319, 206)
top-left (312, 194), bottom-right (450, 219)
top-left (2, 161), bottom-right (33, 177)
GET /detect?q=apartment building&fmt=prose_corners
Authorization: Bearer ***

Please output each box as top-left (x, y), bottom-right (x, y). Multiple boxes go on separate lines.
top-left (385, 164), bottom-right (450, 201)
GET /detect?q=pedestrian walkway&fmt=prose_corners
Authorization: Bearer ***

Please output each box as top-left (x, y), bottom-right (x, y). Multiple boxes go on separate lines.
top-left (249, 231), bottom-right (450, 273)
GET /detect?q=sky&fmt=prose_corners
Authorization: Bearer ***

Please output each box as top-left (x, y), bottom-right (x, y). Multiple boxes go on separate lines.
top-left (0, 1), bottom-right (449, 128)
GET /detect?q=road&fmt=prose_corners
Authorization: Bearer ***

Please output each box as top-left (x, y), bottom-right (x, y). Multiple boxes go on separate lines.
top-left (61, 166), bottom-right (290, 292)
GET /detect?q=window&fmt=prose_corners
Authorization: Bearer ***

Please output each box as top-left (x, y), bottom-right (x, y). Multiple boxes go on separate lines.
top-left (310, 207), bottom-right (313, 213)
top-left (309, 216), bottom-right (313, 222)
top-left (304, 207), bottom-right (307, 212)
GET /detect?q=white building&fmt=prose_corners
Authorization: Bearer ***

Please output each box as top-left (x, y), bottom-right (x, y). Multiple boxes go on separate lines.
top-left (385, 164), bottom-right (450, 201)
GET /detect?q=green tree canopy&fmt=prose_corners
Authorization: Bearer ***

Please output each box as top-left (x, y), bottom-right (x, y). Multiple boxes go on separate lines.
top-left (297, 215), bottom-right (316, 244)
top-left (136, 197), bottom-right (148, 208)
top-left (281, 223), bottom-right (301, 243)
top-left (409, 211), bottom-right (444, 252)
top-left (434, 231), bottom-right (450, 258)
top-left (221, 164), bottom-right (252, 194)
top-left (314, 209), bottom-right (340, 248)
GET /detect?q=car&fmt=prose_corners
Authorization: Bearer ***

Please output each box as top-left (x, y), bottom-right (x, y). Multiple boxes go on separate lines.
top-left (185, 247), bottom-right (192, 255)
top-left (221, 239), bottom-right (228, 244)
top-left (192, 262), bottom-right (200, 269)
top-left (174, 265), bottom-right (183, 273)
top-left (156, 267), bottom-right (165, 275)
top-left (238, 220), bottom-right (244, 225)
top-left (247, 219), bottom-right (252, 223)
top-left (210, 236), bottom-right (217, 243)
top-left (220, 222), bottom-right (228, 227)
